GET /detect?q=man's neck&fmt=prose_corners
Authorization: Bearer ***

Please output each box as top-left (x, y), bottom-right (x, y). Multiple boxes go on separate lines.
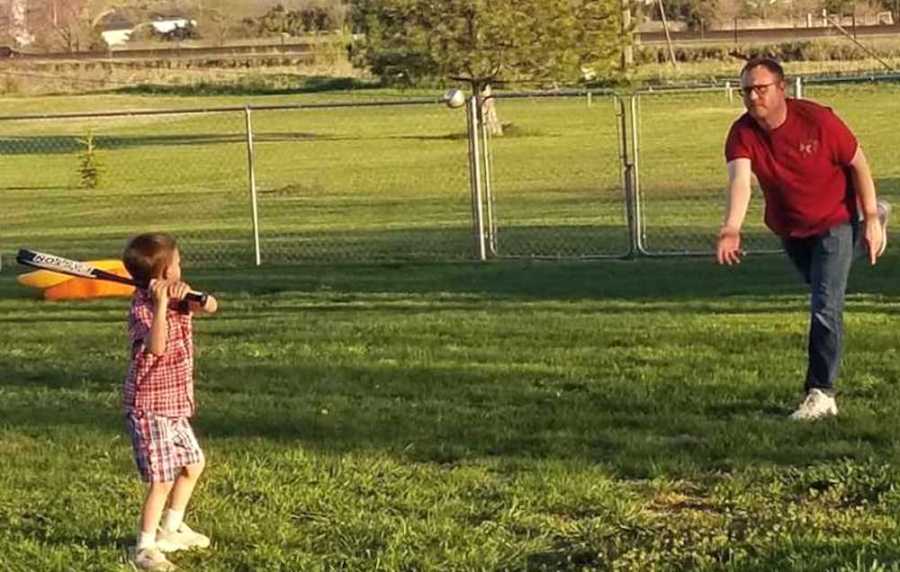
top-left (755, 100), bottom-right (788, 132)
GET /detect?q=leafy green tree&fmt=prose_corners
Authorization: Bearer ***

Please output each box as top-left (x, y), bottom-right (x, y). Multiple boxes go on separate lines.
top-left (350, 0), bottom-right (624, 87)
top-left (193, 7), bottom-right (237, 45)
top-left (823, 0), bottom-right (855, 14)
top-left (24, 0), bottom-right (144, 52)
top-left (257, 3), bottom-right (344, 36)
top-left (258, 4), bottom-right (294, 34)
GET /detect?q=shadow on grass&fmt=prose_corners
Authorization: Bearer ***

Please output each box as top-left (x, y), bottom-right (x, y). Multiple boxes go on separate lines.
top-left (3, 354), bottom-right (900, 478)
top-left (186, 255), bottom-right (875, 301)
top-left (3, 254), bottom-right (900, 477)
top-left (3, 248), bottom-right (900, 302)
top-left (525, 538), bottom-right (900, 572)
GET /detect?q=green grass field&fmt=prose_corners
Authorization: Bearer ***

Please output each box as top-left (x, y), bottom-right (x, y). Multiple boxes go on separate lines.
top-left (2, 256), bottom-right (900, 571)
top-left (2, 83), bottom-right (900, 570)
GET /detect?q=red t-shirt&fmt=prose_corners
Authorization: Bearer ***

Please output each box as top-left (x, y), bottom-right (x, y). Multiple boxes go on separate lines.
top-left (725, 98), bottom-right (858, 238)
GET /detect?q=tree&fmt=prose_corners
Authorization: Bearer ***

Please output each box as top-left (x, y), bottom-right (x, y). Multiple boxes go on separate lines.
top-left (28, 0), bottom-right (129, 52)
top-left (351, 0), bottom-right (622, 135)
top-left (256, 3), bottom-right (345, 36)
top-left (192, 7), bottom-right (231, 45)
top-left (258, 3), bottom-right (293, 34)
top-left (6, 0), bottom-right (34, 46)
top-left (350, 0), bottom-right (623, 87)
top-left (653, 0), bottom-right (719, 31)
top-left (259, 4), bottom-right (344, 36)
top-left (823, 0), bottom-right (855, 15)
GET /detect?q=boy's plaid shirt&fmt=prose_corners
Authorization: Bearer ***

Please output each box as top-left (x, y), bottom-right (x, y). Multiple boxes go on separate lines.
top-left (123, 290), bottom-right (195, 417)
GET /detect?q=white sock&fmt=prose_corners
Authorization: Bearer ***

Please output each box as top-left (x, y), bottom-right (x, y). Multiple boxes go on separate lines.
top-left (162, 509), bottom-right (184, 532)
top-left (137, 530), bottom-right (157, 551)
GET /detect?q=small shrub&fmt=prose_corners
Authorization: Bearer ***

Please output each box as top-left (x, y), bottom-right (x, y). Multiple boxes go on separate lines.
top-left (77, 131), bottom-right (102, 189)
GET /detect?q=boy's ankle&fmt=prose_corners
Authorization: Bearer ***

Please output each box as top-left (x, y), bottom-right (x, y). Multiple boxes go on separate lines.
top-left (137, 530), bottom-right (157, 551)
top-left (162, 509), bottom-right (185, 533)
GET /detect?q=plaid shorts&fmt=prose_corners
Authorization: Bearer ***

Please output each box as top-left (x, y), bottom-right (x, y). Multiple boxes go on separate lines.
top-left (125, 410), bottom-right (204, 483)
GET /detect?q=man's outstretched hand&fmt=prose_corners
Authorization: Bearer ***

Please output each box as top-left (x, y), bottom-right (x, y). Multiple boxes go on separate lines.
top-left (717, 226), bottom-right (743, 265)
top-left (864, 217), bottom-right (885, 266)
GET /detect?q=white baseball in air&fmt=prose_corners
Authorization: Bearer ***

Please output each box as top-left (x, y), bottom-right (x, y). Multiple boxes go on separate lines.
top-left (444, 88), bottom-right (466, 109)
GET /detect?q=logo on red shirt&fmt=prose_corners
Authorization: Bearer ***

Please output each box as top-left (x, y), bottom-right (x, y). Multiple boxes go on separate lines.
top-left (798, 139), bottom-right (819, 157)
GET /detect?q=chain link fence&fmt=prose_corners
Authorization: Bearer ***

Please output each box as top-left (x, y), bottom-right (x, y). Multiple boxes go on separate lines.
top-left (0, 99), bottom-right (473, 268)
top-left (1, 78), bottom-right (898, 268)
top-left (483, 92), bottom-right (630, 258)
top-left (630, 78), bottom-right (900, 256)
top-left (631, 88), bottom-right (781, 256)
top-left (802, 80), bottom-right (900, 210)
top-left (249, 102), bottom-right (471, 263)
top-left (0, 108), bottom-right (251, 267)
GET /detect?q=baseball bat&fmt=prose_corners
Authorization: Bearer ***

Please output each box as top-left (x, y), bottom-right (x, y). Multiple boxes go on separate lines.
top-left (16, 248), bottom-right (208, 305)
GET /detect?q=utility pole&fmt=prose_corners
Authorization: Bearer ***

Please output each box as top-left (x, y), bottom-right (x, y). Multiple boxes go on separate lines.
top-left (658, 0), bottom-right (677, 68)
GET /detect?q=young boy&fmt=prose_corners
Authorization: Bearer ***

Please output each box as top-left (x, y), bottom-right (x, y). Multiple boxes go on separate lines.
top-left (122, 233), bottom-right (218, 571)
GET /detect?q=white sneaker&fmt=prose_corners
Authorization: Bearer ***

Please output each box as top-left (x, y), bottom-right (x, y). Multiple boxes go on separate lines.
top-left (877, 200), bottom-right (890, 256)
top-left (132, 546), bottom-right (176, 571)
top-left (157, 523), bottom-right (211, 552)
top-left (789, 388), bottom-right (838, 420)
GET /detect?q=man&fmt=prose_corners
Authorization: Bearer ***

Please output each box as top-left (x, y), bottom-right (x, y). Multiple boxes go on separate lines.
top-left (717, 57), bottom-right (889, 420)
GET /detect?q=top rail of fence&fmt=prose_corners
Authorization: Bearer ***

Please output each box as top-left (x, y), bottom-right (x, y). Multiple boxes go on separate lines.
top-left (0, 89), bottom-right (624, 123)
top-left (0, 97), bottom-right (455, 122)
top-left (490, 88), bottom-right (617, 100)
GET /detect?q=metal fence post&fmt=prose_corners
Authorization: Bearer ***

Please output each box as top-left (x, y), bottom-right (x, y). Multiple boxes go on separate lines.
top-left (794, 76), bottom-right (804, 99)
top-left (616, 96), bottom-right (637, 258)
top-left (479, 98), bottom-right (497, 256)
top-left (466, 95), bottom-right (487, 261)
top-left (244, 106), bottom-right (262, 266)
top-left (628, 95), bottom-right (646, 255)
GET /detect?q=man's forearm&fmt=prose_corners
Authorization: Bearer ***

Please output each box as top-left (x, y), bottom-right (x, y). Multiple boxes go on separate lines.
top-left (853, 167), bottom-right (878, 220)
top-left (850, 148), bottom-right (878, 219)
top-left (723, 183), bottom-right (752, 231)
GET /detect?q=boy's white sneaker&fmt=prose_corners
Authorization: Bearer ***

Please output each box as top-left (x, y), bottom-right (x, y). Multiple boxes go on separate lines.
top-left (789, 388), bottom-right (838, 421)
top-left (157, 523), bottom-right (211, 552)
top-left (132, 546), bottom-right (176, 571)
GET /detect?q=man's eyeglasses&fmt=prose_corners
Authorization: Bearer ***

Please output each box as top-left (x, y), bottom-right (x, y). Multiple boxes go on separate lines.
top-left (741, 82), bottom-right (777, 97)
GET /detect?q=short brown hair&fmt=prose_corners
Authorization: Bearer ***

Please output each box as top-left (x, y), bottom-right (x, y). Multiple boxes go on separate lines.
top-left (123, 233), bottom-right (177, 286)
top-left (740, 57), bottom-right (785, 83)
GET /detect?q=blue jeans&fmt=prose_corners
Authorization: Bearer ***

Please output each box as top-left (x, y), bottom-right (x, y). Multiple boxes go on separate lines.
top-left (782, 221), bottom-right (861, 394)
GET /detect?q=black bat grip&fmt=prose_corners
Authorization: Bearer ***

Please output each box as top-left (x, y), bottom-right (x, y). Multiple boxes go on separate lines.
top-left (186, 291), bottom-right (209, 306)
